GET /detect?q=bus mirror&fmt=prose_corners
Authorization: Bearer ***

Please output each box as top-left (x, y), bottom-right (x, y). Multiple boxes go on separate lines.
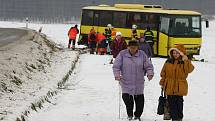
top-left (206, 20), bottom-right (209, 28)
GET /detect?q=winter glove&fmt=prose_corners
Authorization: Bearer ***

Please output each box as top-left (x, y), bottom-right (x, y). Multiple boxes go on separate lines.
top-left (147, 75), bottom-right (153, 81)
top-left (179, 51), bottom-right (188, 61)
top-left (115, 76), bottom-right (122, 81)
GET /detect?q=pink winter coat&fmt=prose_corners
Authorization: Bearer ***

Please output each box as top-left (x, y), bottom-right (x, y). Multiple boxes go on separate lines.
top-left (113, 49), bottom-right (154, 95)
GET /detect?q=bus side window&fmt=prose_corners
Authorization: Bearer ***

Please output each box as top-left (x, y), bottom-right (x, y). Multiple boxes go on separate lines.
top-left (127, 13), bottom-right (142, 29)
top-left (99, 11), bottom-right (113, 27)
top-left (113, 12), bottom-right (127, 28)
top-left (94, 12), bottom-right (99, 26)
top-left (147, 14), bottom-right (157, 30)
top-left (82, 10), bottom-right (94, 26)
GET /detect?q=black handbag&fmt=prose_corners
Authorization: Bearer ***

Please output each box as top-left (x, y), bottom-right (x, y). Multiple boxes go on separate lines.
top-left (157, 89), bottom-right (167, 115)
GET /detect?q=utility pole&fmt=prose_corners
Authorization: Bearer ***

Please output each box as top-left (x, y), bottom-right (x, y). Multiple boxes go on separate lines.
top-left (25, 17), bottom-right (29, 28)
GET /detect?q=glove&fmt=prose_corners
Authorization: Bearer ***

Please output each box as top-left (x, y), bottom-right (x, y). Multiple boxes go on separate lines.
top-left (115, 76), bottom-right (122, 81)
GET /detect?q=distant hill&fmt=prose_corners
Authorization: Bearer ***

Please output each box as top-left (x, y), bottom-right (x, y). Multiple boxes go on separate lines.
top-left (0, 0), bottom-right (214, 22)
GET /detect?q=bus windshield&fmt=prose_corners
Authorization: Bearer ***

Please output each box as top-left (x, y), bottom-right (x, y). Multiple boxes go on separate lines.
top-left (169, 15), bottom-right (201, 37)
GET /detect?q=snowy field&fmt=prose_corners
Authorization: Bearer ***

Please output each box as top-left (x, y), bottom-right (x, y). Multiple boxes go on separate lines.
top-left (0, 21), bottom-right (79, 48)
top-left (196, 20), bottom-right (215, 63)
top-left (0, 20), bottom-right (215, 121)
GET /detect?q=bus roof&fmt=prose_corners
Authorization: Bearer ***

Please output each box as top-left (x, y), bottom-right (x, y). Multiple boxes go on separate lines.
top-left (82, 4), bottom-right (201, 15)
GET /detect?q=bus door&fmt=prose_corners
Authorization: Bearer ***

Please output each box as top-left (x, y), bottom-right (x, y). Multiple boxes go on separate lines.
top-left (150, 14), bottom-right (159, 56)
top-left (158, 16), bottom-right (170, 56)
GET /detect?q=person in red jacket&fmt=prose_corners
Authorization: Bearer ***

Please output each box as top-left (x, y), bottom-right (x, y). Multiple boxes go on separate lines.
top-left (96, 33), bottom-right (107, 55)
top-left (88, 28), bottom-right (97, 54)
top-left (68, 24), bottom-right (79, 50)
top-left (110, 32), bottom-right (127, 64)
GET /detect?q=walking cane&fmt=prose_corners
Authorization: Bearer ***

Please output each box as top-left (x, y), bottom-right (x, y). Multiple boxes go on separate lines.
top-left (118, 82), bottom-right (121, 119)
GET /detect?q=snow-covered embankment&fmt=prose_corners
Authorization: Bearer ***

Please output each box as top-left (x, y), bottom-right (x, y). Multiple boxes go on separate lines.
top-left (0, 28), bottom-right (79, 121)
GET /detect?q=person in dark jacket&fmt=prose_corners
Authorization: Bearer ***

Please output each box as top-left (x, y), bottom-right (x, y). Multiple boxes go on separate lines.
top-left (68, 24), bottom-right (79, 50)
top-left (131, 24), bottom-right (138, 40)
top-left (88, 28), bottom-right (97, 54)
top-left (113, 40), bottom-right (154, 120)
top-left (104, 24), bottom-right (113, 55)
top-left (110, 32), bottom-right (127, 64)
top-left (144, 26), bottom-right (154, 54)
top-left (104, 28), bottom-right (112, 55)
top-left (138, 34), bottom-right (153, 58)
top-left (144, 26), bottom-right (154, 44)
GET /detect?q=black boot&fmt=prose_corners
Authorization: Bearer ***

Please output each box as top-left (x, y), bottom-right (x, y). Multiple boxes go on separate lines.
top-left (68, 44), bottom-right (71, 48)
top-left (90, 49), bottom-right (94, 54)
top-left (134, 117), bottom-right (141, 121)
top-left (127, 116), bottom-right (133, 121)
top-left (109, 59), bottom-right (113, 64)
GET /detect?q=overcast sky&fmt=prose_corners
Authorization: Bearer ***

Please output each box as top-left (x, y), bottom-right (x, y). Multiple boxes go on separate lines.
top-left (0, 0), bottom-right (214, 21)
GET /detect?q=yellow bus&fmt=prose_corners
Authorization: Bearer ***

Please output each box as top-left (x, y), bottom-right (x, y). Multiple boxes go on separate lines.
top-left (79, 4), bottom-right (202, 57)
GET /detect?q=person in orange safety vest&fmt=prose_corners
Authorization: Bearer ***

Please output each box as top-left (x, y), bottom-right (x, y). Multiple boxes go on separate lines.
top-left (68, 24), bottom-right (79, 50)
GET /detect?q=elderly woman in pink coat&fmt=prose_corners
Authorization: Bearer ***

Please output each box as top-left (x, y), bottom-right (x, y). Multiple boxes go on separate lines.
top-left (113, 40), bottom-right (154, 121)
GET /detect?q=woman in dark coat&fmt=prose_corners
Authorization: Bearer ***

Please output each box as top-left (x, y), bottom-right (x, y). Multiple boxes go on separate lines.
top-left (138, 37), bottom-right (153, 58)
top-left (109, 32), bottom-right (127, 64)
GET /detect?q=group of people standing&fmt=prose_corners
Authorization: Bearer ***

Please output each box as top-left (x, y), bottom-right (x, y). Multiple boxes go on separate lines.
top-left (67, 24), bottom-right (195, 121)
top-left (87, 26), bottom-right (113, 54)
top-left (103, 24), bottom-right (154, 64)
top-left (67, 24), bottom-right (154, 58)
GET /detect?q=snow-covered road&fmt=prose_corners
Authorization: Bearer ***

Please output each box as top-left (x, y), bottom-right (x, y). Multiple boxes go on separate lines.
top-left (27, 53), bottom-right (215, 121)
top-left (0, 28), bottom-right (28, 47)
top-left (27, 54), bottom-right (124, 121)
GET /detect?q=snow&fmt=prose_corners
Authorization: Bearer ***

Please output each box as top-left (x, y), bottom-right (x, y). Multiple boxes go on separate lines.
top-left (0, 21), bottom-right (83, 48)
top-left (195, 20), bottom-right (215, 63)
top-left (28, 55), bottom-right (121, 121)
top-left (0, 20), bottom-right (215, 121)
top-left (26, 55), bottom-right (215, 121)
top-left (0, 22), bottom-right (80, 121)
